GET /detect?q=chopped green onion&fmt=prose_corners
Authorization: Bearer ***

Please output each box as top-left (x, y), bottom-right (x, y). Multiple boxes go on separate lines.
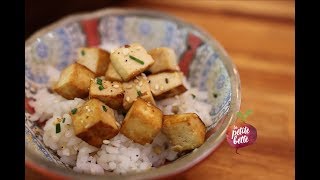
top-left (191, 94), bottom-right (196, 99)
top-left (129, 55), bottom-right (144, 65)
top-left (102, 105), bottom-right (107, 112)
top-left (99, 85), bottom-right (105, 90)
top-left (81, 50), bottom-right (85, 56)
top-left (71, 108), bottom-right (77, 115)
top-left (137, 90), bottom-right (142, 97)
top-left (62, 118), bottom-right (65, 123)
top-left (165, 78), bottom-right (169, 84)
top-left (56, 123), bottom-right (61, 133)
top-left (96, 78), bottom-right (103, 85)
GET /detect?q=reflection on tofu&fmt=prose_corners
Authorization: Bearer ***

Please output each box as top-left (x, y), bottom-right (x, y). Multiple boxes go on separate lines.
top-left (147, 71), bottom-right (187, 100)
top-left (77, 47), bottom-right (110, 76)
top-left (110, 43), bottom-right (155, 81)
top-left (162, 113), bottom-right (206, 152)
top-left (148, 47), bottom-right (179, 74)
top-left (120, 98), bottom-right (163, 145)
top-left (71, 99), bottom-right (120, 147)
top-left (53, 63), bottom-right (95, 99)
top-left (89, 78), bottom-right (124, 110)
top-left (122, 75), bottom-right (156, 111)
top-left (105, 63), bottom-right (123, 82)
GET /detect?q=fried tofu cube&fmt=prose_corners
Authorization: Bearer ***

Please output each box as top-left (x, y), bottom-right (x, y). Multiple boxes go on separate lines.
top-left (53, 63), bottom-right (95, 99)
top-left (105, 63), bottom-right (123, 82)
top-left (110, 43), bottom-right (155, 81)
top-left (122, 75), bottom-right (156, 111)
top-left (148, 47), bottom-right (179, 74)
top-left (148, 71), bottom-right (187, 100)
top-left (71, 99), bottom-right (120, 147)
top-left (120, 98), bottom-right (163, 145)
top-left (77, 47), bottom-right (110, 76)
top-left (89, 78), bottom-right (124, 110)
top-left (162, 113), bottom-right (206, 152)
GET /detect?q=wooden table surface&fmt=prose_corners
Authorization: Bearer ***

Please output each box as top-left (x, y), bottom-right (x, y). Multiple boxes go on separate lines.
top-left (26, 1), bottom-right (295, 179)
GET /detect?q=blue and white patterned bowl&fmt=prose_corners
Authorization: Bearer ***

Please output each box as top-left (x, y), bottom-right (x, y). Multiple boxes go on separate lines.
top-left (25, 8), bottom-right (241, 179)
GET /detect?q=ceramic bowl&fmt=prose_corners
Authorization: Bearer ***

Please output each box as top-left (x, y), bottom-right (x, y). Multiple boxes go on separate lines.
top-left (25, 8), bottom-right (241, 179)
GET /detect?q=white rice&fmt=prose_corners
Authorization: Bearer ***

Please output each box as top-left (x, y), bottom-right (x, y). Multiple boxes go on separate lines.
top-left (157, 78), bottom-right (213, 127)
top-left (28, 88), bottom-right (85, 122)
top-left (28, 79), bottom-right (212, 175)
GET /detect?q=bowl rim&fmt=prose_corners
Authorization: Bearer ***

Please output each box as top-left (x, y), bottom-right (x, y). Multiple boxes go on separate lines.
top-left (25, 7), bottom-right (241, 179)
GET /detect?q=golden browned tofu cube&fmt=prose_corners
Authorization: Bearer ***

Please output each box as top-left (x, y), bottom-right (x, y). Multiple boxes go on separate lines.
top-left (77, 47), bottom-right (110, 76)
top-left (148, 47), bottom-right (179, 74)
top-left (122, 75), bottom-right (155, 111)
top-left (162, 113), bottom-right (206, 152)
top-left (120, 98), bottom-right (163, 145)
top-left (110, 43), bottom-right (155, 81)
top-left (71, 99), bottom-right (120, 147)
top-left (53, 63), bottom-right (95, 99)
top-left (148, 71), bottom-right (187, 100)
top-left (89, 78), bottom-right (124, 110)
top-left (105, 63), bottom-right (123, 82)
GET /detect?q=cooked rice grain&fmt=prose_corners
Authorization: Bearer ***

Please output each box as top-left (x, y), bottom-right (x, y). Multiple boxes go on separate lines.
top-left (29, 79), bottom-right (212, 174)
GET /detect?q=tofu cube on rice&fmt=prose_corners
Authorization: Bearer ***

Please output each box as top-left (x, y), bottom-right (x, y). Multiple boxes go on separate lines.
top-left (105, 63), bottom-right (123, 82)
top-left (71, 99), bottom-right (120, 147)
top-left (53, 63), bottom-right (95, 99)
top-left (147, 71), bottom-right (187, 100)
top-left (120, 98), bottom-right (163, 145)
top-left (110, 43), bottom-right (155, 81)
top-left (89, 78), bottom-right (124, 110)
top-left (77, 47), bottom-right (110, 76)
top-left (122, 75), bottom-right (156, 111)
top-left (148, 47), bottom-right (179, 74)
top-left (162, 113), bottom-right (206, 152)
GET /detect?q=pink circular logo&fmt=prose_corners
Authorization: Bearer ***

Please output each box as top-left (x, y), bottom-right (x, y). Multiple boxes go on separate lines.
top-left (226, 110), bottom-right (257, 153)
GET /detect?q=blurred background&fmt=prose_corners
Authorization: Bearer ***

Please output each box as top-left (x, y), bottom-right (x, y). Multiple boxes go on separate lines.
top-left (26, 0), bottom-right (294, 179)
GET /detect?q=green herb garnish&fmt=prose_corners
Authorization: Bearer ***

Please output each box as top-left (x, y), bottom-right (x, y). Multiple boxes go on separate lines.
top-left (102, 105), bottom-right (107, 112)
top-left (99, 85), bottom-right (105, 90)
top-left (236, 109), bottom-right (253, 122)
top-left (71, 108), bottom-right (77, 115)
top-left (165, 78), bottom-right (169, 84)
top-left (81, 50), bottom-right (85, 56)
top-left (129, 55), bottom-right (144, 65)
top-left (96, 78), bottom-right (103, 85)
top-left (137, 90), bottom-right (142, 97)
top-left (62, 118), bottom-right (66, 123)
top-left (191, 94), bottom-right (196, 99)
top-left (56, 123), bottom-right (61, 133)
